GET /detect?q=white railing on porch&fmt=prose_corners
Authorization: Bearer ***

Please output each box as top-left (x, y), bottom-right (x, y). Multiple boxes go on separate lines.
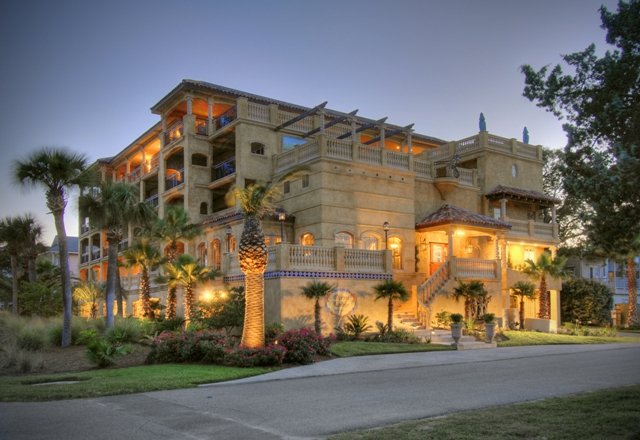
top-left (344, 249), bottom-right (386, 272)
top-left (418, 261), bottom-right (449, 305)
top-left (289, 245), bottom-right (336, 270)
top-left (454, 258), bottom-right (498, 279)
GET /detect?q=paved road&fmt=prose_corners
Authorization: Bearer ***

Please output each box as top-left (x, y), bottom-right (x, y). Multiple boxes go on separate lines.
top-left (1, 344), bottom-right (639, 440)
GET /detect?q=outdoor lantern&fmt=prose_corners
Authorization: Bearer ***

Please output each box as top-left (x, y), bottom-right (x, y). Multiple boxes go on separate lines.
top-left (383, 221), bottom-right (390, 250)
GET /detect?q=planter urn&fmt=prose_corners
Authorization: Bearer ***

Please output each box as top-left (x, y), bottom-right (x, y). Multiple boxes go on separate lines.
top-left (451, 323), bottom-right (463, 343)
top-left (485, 322), bottom-right (497, 343)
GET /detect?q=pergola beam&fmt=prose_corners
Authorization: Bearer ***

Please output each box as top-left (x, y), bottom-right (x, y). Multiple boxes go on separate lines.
top-left (336, 117), bottom-right (388, 140)
top-left (363, 124), bottom-right (415, 145)
top-left (274, 101), bottom-right (328, 131)
top-left (304, 109), bottom-right (358, 138)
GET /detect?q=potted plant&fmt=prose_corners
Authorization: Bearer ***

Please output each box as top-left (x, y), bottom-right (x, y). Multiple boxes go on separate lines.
top-left (483, 313), bottom-right (497, 343)
top-left (450, 313), bottom-right (464, 343)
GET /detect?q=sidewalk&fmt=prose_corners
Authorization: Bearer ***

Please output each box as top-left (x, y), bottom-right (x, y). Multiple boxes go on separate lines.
top-left (201, 342), bottom-right (639, 386)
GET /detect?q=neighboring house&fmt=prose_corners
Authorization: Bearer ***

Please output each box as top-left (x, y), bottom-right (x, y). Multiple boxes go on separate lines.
top-left (41, 236), bottom-right (79, 280)
top-left (78, 80), bottom-right (560, 331)
top-left (565, 255), bottom-right (640, 325)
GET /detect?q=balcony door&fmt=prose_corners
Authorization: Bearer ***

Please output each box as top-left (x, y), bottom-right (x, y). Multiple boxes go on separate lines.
top-left (430, 243), bottom-right (448, 275)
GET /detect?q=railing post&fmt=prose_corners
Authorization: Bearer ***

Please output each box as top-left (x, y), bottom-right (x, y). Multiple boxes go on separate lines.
top-left (335, 247), bottom-right (345, 271)
top-left (269, 104), bottom-right (279, 125)
top-left (510, 138), bottom-right (518, 154)
top-left (384, 250), bottom-right (393, 273)
top-left (449, 256), bottom-right (458, 278)
top-left (528, 220), bottom-right (535, 236)
top-left (352, 141), bottom-right (359, 161)
top-left (236, 97), bottom-right (248, 119)
top-left (319, 133), bottom-right (327, 157)
top-left (277, 244), bottom-right (290, 270)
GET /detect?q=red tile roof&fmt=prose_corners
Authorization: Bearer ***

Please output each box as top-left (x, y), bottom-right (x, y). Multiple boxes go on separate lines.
top-left (416, 204), bottom-right (511, 230)
top-left (485, 185), bottom-right (560, 205)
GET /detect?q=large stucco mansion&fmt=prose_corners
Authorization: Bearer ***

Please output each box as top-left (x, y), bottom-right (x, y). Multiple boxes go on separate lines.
top-left (78, 80), bottom-right (561, 333)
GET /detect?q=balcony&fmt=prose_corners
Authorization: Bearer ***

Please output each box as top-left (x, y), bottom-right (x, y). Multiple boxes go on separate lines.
top-left (164, 121), bottom-right (184, 145)
top-left (118, 240), bottom-right (129, 252)
top-left (212, 158), bottom-right (236, 182)
top-left (224, 245), bottom-right (391, 277)
top-left (145, 194), bottom-right (159, 208)
top-left (80, 253), bottom-right (89, 264)
top-left (165, 168), bottom-right (184, 191)
top-left (428, 132), bottom-right (542, 163)
top-left (508, 219), bottom-right (557, 240)
top-left (128, 165), bottom-right (142, 182)
top-left (195, 118), bottom-right (208, 135)
top-left (215, 106), bottom-right (237, 131)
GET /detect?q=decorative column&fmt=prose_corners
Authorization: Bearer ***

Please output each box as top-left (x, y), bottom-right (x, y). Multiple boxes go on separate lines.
top-left (447, 228), bottom-right (456, 278)
top-left (407, 129), bottom-right (413, 154)
top-left (500, 198), bottom-right (507, 220)
top-left (319, 109), bottom-right (326, 134)
top-left (186, 94), bottom-right (193, 115)
top-left (207, 97), bottom-right (214, 135)
top-left (161, 114), bottom-right (167, 148)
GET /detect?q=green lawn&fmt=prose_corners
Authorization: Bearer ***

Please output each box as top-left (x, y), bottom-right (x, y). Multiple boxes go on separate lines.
top-left (331, 341), bottom-right (454, 357)
top-left (0, 364), bottom-right (272, 402)
top-left (331, 385), bottom-right (640, 440)
top-left (498, 330), bottom-right (640, 347)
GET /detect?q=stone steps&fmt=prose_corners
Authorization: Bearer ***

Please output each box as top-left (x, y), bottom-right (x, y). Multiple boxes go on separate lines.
top-left (396, 313), bottom-right (497, 350)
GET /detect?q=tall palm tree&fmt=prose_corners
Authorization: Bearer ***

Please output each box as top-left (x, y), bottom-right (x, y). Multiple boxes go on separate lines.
top-left (511, 280), bottom-right (536, 330)
top-left (153, 206), bottom-right (200, 317)
top-left (79, 181), bottom-right (156, 328)
top-left (22, 218), bottom-right (43, 283)
top-left (230, 182), bottom-right (280, 348)
top-left (14, 148), bottom-right (88, 347)
top-left (0, 215), bottom-right (38, 313)
top-left (301, 281), bottom-right (335, 334)
top-left (153, 206), bottom-right (201, 262)
top-left (452, 280), bottom-right (489, 320)
top-left (174, 254), bottom-right (217, 323)
top-left (158, 261), bottom-right (181, 319)
top-left (374, 279), bottom-right (409, 332)
top-left (73, 281), bottom-right (104, 319)
top-left (123, 239), bottom-right (163, 318)
top-left (522, 252), bottom-right (568, 319)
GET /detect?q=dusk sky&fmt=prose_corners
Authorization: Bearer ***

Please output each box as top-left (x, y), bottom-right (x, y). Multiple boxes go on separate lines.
top-left (0, 0), bottom-right (618, 245)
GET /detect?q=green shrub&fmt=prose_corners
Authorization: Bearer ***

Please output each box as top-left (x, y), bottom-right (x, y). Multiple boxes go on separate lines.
top-left (450, 313), bottom-right (463, 323)
top-left (482, 313), bottom-right (496, 324)
top-left (17, 328), bottom-right (48, 351)
top-left (561, 279), bottom-right (613, 326)
top-left (152, 317), bottom-right (185, 333)
top-left (265, 322), bottom-right (284, 345)
top-left (434, 310), bottom-right (451, 328)
top-left (371, 328), bottom-right (420, 344)
top-left (46, 317), bottom-right (89, 346)
top-left (106, 317), bottom-right (145, 344)
top-left (146, 329), bottom-right (229, 364)
top-left (342, 314), bottom-right (372, 339)
top-left (278, 328), bottom-right (335, 364)
top-left (86, 338), bottom-right (132, 368)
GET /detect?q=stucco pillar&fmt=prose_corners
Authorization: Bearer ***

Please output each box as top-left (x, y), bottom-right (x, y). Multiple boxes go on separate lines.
top-left (447, 229), bottom-right (454, 257)
top-left (207, 97), bottom-right (214, 135)
top-left (350, 118), bottom-right (358, 142)
top-left (407, 129), bottom-right (413, 154)
top-left (161, 114), bottom-right (167, 148)
top-left (500, 198), bottom-right (507, 220)
top-left (186, 94), bottom-right (193, 115)
top-left (319, 109), bottom-right (325, 134)
top-left (269, 104), bottom-right (279, 125)
top-left (379, 123), bottom-right (385, 149)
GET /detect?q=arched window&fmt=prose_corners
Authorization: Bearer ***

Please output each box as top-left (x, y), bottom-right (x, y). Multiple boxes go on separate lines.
top-left (335, 232), bottom-right (354, 249)
top-left (388, 237), bottom-right (402, 269)
top-left (227, 234), bottom-right (236, 252)
top-left (211, 239), bottom-right (221, 270)
top-left (251, 142), bottom-right (265, 155)
top-left (511, 164), bottom-right (518, 178)
top-left (301, 233), bottom-right (315, 246)
top-left (192, 153), bottom-right (207, 166)
top-left (197, 242), bottom-right (208, 266)
top-left (361, 233), bottom-right (380, 250)
top-left (165, 241), bottom-right (185, 259)
top-left (200, 202), bottom-right (208, 215)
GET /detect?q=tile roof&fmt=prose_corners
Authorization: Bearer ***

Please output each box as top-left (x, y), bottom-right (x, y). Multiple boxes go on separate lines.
top-left (416, 204), bottom-right (511, 230)
top-left (485, 185), bottom-right (560, 205)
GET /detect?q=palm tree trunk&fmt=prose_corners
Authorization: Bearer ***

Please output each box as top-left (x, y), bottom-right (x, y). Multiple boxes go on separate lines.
top-left (167, 286), bottom-right (177, 319)
top-left (9, 255), bottom-right (19, 314)
top-left (184, 283), bottom-right (194, 324)
top-left (627, 257), bottom-right (638, 327)
top-left (27, 257), bottom-right (37, 283)
top-left (388, 297), bottom-right (394, 332)
top-left (520, 297), bottom-right (525, 330)
top-left (314, 298), bottom-right (321, 334)
top-left (105, 235), bottom-right (119, 328)
top-left (141, 268), bottom-right (151, 318)
top-left (539, 275), bottom-right (549, 319)
top-left (116, 268), bottom-right (124, 317)
top-left (241, 272), bottom-right (265, 348)
top-left (52, 210), bottom-right (73, 347)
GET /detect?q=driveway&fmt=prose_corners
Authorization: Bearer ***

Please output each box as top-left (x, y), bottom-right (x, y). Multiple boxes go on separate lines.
top-left (1, 344), bottom-right (639, 439)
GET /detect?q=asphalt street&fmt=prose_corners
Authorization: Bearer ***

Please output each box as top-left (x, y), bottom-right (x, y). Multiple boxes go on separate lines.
top-left (1, 343), bottom-right (639, 440)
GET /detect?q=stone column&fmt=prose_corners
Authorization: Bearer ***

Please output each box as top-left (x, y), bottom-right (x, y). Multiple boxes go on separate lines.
top-left (186, 94), bottom-right (193, 115)
top-left (500, 198), bottom-right (507, 220)
top-left (207, 97), bottom-right (214, 135)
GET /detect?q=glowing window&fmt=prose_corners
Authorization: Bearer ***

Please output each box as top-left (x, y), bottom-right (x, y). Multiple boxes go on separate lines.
top-left (388, 237), bottom-right (402, 269)
top-left (282, 135), bottom-right (304, 152)
top-left (362, 233), bottom-right (380, 250)
top-left (335, 232), bottom-right (354, 249)
top-left (301, 233), bottom-right (315, 246)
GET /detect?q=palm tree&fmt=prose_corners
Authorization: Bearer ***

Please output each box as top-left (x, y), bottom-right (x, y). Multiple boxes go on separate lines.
top-left (511, 280), bottom-right (536, 330)
top-left (153, 206), bottom-right (200, 318)
top-left (452, 280), bottom-right (489, 320)
top-left (79, 181), bottom-right (156, 328)
top-left (14, 148), bottom-right (88, 347)
top-left (301, 281), bottom-right (335, 334)
top-left (174, 254), bottom-right (217, 323)
top-left (73, 281), bottom-right (104, 319)
top-left (0, 215), bottom-right (38, 313)
top-left (153, 206), bottom-right (201, 262)
top-left (157, 261), bottom-right (181, 319)
top-left (22, 217), bottom-right (43, 283)
top-left (522, 252), bottom-right (568, 319)
top-left (230, 182), bottom-right (280, 348)
top-left (123, 239), bottom-right (163, 318)
top-left (374, 279), bottom-right (409, 332)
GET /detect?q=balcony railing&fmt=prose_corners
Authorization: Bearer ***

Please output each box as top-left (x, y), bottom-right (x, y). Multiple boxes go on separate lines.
top-left (128, 165), bottom-right (142, 182)
top-left (224, 245), bottom-right (389, 276)
top-left (80, 253), bottom-right (89, 264)
top-left (215, 106), bottom-right (237, 130)
top-left (508, 219), bottom-right (557, 239)
top-left (195, 118), bottom-right (208, 135)
top-left (80, 224), bottom-right (90, 234)
top-left (165, 168), bottom-right (184, 190)
top-left (212, 158), bottom-right (236, 181)
top-left (164, 121), bottom-right (184, 145)
top-left (118, 240), bottom-right (129, 252)
top-left (145, 194), bottom-right (159, 208)
top-left (453, 257), bottom-right (499, 280)
top-left (429, 132), bottom-right (542, 163)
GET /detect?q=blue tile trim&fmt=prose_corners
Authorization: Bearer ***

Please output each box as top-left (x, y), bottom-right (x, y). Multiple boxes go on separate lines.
top-left (223, 271), bottom-right (392, 283)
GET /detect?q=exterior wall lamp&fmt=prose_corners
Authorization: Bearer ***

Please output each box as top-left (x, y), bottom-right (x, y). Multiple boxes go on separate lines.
top-left (225, 225), bottom-right (233, 252)
top-left (383, 221), bottom-right (390, 250)
top-left (275, 208), bottom-right (286, 244)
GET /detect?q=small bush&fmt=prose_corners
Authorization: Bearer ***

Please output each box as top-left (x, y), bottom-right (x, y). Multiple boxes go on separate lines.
top-left (85, 338), bottom-right (132, 368)
top-left (17, 327), bottom-right (48, 351)
top-left (434, 310), bottom-right (451, 329)
top-left (341, 314), bottom-right (372, 340)
top-left (146, 329), bottom-right (229, 364)
top-left (371, 328), bottom-right (420, 344)
top-left (265, 322), bottom-right (284, 345)
top-left (224, 344), bottom-right (286, 367)
top-left (482, 313), bottom-right (496, 324)
top-left (152, 317), bottom-right (185, 333)
top-left (46, 317), bottom-right (89, 346)
top-left (278, 328), bottom-right (335, 364)
top-left (450, 313), bottom-right (463, 324)
top-left (106, 317), bottom-right (145, 344)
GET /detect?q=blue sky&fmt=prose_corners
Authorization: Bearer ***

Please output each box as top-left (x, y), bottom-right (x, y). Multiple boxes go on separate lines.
top-left (0, 0), bottom-right (618, 244)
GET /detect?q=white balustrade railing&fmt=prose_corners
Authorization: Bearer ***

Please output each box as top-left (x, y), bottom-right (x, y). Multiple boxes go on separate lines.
top-left (278, 110), bottom-right (314, 132)
top-left (326, 138), bottom-right (352, 160)
top-left (358, 145), bottom-right (382, 165)
top-left (298, 140), bottom-right (320, 162)
top-left (418, 261), bottom-right (449, 305)
top-left (508, 219), bottom-right (555, 238)
top-left (344, 249), bottom-right (385, 272)
top-left (414, 159), bottom-right (433, 178)
top-left (247, 102), bottom-right (270, 123)
top-left (458, 168), bottom-right (475, 186)
top-left (326, 123), bottom-right (351, 139)
top-left (385, 150), bottom-right (410, 170)
top-left (289, 245), bottom-right (335, 270)
top-left (455, 258), bottom-right (497, 279)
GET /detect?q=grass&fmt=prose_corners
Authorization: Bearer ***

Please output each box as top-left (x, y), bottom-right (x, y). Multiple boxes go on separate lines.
top-left (331, 341), bottom-right (454, 357)
top-left (0, 364), bottom-right (272, 402)
top-left (497, 330), bottom-right (640, 347)
top-left (330, 385), bottom-right (640, 440)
